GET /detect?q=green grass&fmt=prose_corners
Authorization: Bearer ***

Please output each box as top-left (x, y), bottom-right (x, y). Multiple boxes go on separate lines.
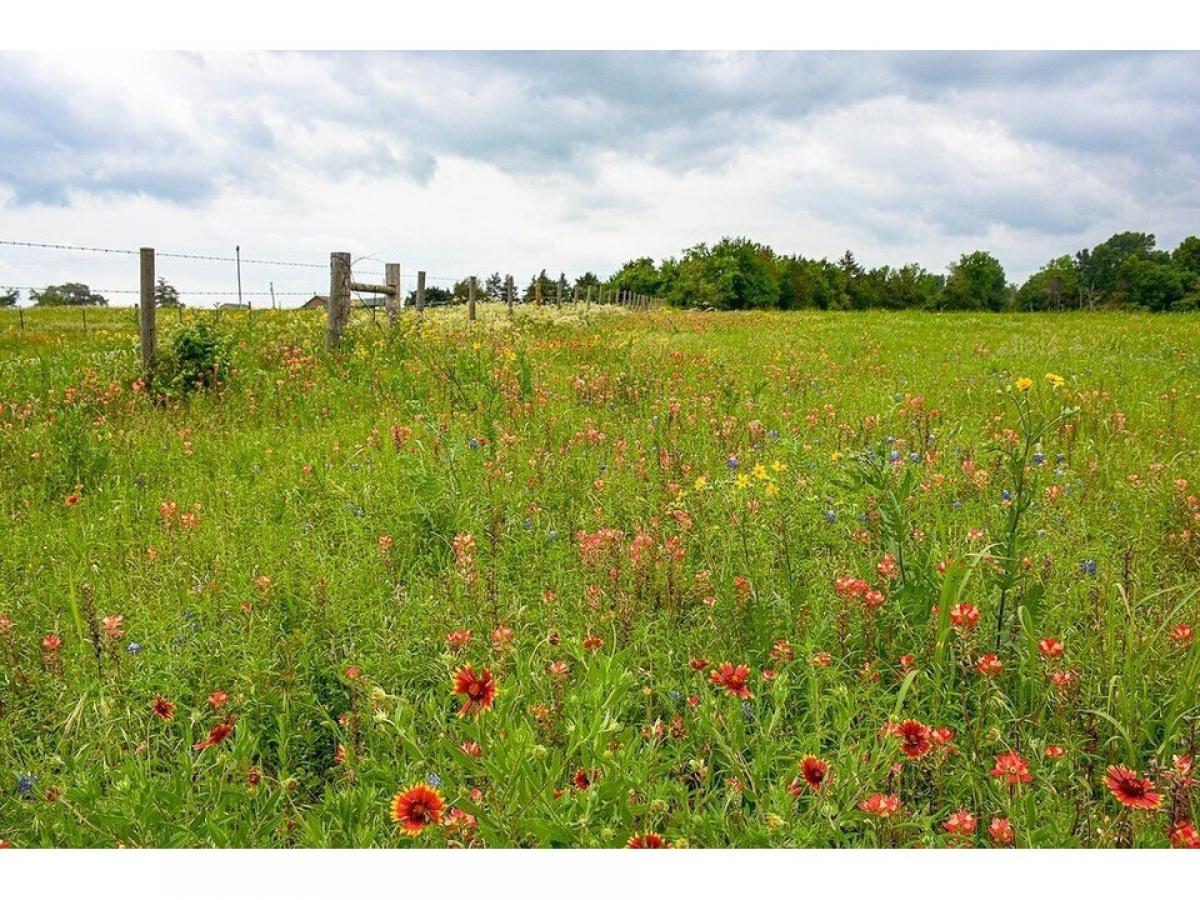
top-left (1, 304), bottom-right (1199, 848)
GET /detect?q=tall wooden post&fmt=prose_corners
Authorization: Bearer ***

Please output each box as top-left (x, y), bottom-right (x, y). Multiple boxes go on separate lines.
top-left (468, 275), bottom-right (477, 321)
top-left (535, 281), bottom-right (542, 307)
top-left (416, 271), bottom-right (426, 313)
top-left (327, 251), bottom-right (351, 348)
top-left (385, 263), bottom-right (400, 323)
top-left (555, 279), bottom-right (562, 307)
top-left (586, 286), bottom-right (592, 307)
top-left (139, 247), bottom-right (156, 376)
top-left (506, 275), bottom-right (514, 317)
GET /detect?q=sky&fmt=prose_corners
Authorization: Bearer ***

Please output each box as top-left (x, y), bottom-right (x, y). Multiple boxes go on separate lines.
top-left (1, 50), bottom-right (1198, 306)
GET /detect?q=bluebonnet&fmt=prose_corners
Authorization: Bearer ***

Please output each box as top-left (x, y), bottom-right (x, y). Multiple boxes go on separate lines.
top-left (726, 456), bottom-right (739, 471)
top-left (17, 774), bottom-right (37, 797)
top-left (546, 529), bottom-right (558, 543)
top-left (767, 429), bottom-right (779, 440)
top-left (1001, 489), bottom-right (1012, 502)
top-left (889, 450), bottom-right (901, 463)
top-left (468, 438), bottom-right (480, 450)
top-left (1032, 452), bottom-right (1046, 465)
top-left (1080, 559), bottom-right (1098, 576)
top-left (885, 435), bottom-right (895, 445)
top-left (825, 510), bottom-right (837, 524)
top-left (427, 773), bottom-right (442, 788)
top-left (909, 453), bottom-right (921, 463)
top-left (741, 700), bottom-right (754, 724)
top-left (126, 642), bottom-right (142, 654)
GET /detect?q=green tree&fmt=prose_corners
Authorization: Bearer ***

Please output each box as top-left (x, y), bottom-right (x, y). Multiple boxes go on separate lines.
top-left (1017, 256), bottom-right (1080, 311)
top-left (1076, 232), bottom-right (1158, 307)
top-left (1171, 236), bottom-right (1200, 278)
top-left (155, 277), bottom-right (182, 308)
top-left (0, 288), bottom-right (18, 307)
top-left (1117, 256), bottom-right (1187, 311)
top-left (30, 283), bottom-right (108, 306)
top-left (941, 251), bottom-right (1008, 311)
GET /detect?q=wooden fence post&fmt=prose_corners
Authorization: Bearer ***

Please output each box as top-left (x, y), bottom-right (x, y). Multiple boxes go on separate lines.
top-left (327, 251), bottom-right (351, 348)
top-left (416, 271), bottom-right (426, 313)
top-left (506, 275), bottom-right (514, 317)
top-left (535, 281), bottom-right (542, 307)
top-left (555, 280), bottom-right (562, 307)
top-left (385, 263), bottom-right (400, 323)
top-left (468, 275), bottom-right (477, 321)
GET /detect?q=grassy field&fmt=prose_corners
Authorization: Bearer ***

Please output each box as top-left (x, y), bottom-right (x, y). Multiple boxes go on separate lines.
top-left (2, 303), bottom-right (1199, 848)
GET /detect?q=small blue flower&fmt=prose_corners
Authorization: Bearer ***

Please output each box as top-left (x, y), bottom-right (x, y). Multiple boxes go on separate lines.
top-left (741, 700), bottom-right (754, 723)
top-left (546, 529), bottom-right (558, 543)
top-left (824, 510), bottom-right (837, 524)
top-left (952, 500), bottom-right (963, 510)
top-left (668, 690), bottom-right (683, 705)
top-left (889, 450), bottom-right (901, 463)
top-left (1000, 489), bottom-right (1011, 502)
top-left (427, 773), bottom-right (442, 788)
top-left (767, 429), bottom-right (779, 440)
top-left (126, 642), bottom-right (142, 654)
top-left (1032, 452), bottom-right (1046, 465)
top-left (17, 774), bottom-right (37, 797)
top-left (909, 452), bottom-right (921, 463)
top-left (885, 435), bottom-right (896, 445)
top-left (726, 457), bottom-right (739, 471)
top-left (1056, 453), bottom-right (1066, 463)
top-left (468, 438), bottom-right (480, 450)
top-left (1080, 559), bottom-right (1098, 576)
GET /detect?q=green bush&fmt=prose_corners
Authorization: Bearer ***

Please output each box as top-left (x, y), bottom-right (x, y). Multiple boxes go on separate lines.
top-left (156, 319), bottom-right (232, 396)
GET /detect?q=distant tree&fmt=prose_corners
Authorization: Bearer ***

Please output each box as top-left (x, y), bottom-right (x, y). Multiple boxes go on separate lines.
top-left (607, 257), bottom-right (661, 297)
top-left (1076, 232), bottom-right (1158, 307)
top-left (155, 276), bottom-right (182, 308)
top-left (484, 272), bottom-right (504, 300)
top-left (573, 271), bottom-right (602, 298)
top-left (406, 285), bottom-right (453, 306)
top-left (523, 270), bottom-right (556, 303)
top-left (1171, 236), bottom-right (1200, 278)
top-left (0, 288), bottom-right (17, 307)
top-left (30, 283), bottom-right (107, 306)
top-left (883, 264), bottom-right (943, 310)
top-left (1117, 256), bottom-right (1187, 311)
top-left (1017, 256), bottom-right (1080, 311)
top-left (941, 251), bottom-right (1007, 311)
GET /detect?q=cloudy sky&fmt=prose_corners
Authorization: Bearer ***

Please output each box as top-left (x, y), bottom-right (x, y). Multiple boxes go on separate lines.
top-left (1, 51), bottom-right (1198, 305)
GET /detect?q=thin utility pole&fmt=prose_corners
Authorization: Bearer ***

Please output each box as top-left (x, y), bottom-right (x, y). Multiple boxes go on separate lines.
top-left (269, 281), bottom-right (276, 310)
top-left (235, 245), bottom-right (243, 308)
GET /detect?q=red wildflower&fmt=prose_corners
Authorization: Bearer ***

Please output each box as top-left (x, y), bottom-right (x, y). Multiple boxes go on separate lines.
top-left (573, 767), bottom-right (598, 791)
top-left (193, 715), bottom-right (237, 751)
top-left (583, 634), bottom-right (604, 651)
top-left (452, 665), bottom-right (497, 717)
top-left (547, 660), bottom-right (570, 678)
top-left (988, 817), bottom-right (1015, 846)
top-left (1104, 765), bottom-right (1161, 809)
top-left (931, 726), bottom-right (955, 748)
top-left (943, 808), bottom-right (977, 836)
top-left (770, 639), bottom-right (794, 663)
top-left (390, 785), bottom-right (444, 836)
top-left (626, 831), bottom-right (667, 848)
top-left (151, 695), bottom-right (175, 720)
top-left (446, 629), bottom-right (472, 650)
top-left (894, 719), bottom-right (933, 759)
top-left (1171, 623), bottom-right (1193, 645)
top-left (709, 662), bottom-right (753, 699)
top-left (1038, 637), bottom-right (1064, 658)
top-left (798, 755), bottom-right (830, 792)
top-left (949, 602), bottom-right (980, 632)
top-left (207, 690), bottom-right (229, 709)
top-left (1044, 745), bottom-right (1066, 759)
top-left (689, 657), bottom-right (710, 671)
top-left (42, 634), bottom-right (62, 651)
top-left (974, 653), bottom-right (1004, 677)
top-left (1170, 820), bottom-right (1200, 849)
top-left (859, 793), bottom-right (902, 817)
top-left (460, 740), bottom-right (482, 758)
top-left (991, 751), bottom-right (1032, 786)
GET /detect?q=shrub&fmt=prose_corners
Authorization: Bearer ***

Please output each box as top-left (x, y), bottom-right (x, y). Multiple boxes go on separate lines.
top-left (156, 319), bottom-right (232, 396)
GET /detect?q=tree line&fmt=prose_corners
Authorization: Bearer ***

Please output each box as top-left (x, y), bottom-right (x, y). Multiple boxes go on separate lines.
top-left (605, 232), bottom-right (1200, 312)
top-left (6, 231), bottom-right (1198, 312)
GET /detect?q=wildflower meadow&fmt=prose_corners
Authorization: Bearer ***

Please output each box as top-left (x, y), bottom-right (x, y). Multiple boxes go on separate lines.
top-left (2, 304), bottom-right (1199, 849)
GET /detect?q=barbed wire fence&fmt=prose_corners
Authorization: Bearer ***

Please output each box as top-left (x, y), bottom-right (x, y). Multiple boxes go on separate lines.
top-left (0, 238), bottom-right (657, 369)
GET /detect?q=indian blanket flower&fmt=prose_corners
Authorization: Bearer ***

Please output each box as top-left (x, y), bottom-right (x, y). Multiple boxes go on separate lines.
top-left (390, 785), bottom-right (444, 836)
top-left (193, 715), bottom-right (237, 751)
top-left (626, 832), bottom-right (667, 848)
top-left (1104, 765), bottom-right (1161, 809)
top-left (894, 719), bottom-right (933, 759)
top-left (859, 793), bottom-right (902, 817)
top-left (709, 662), bottom-right (753, 699)
top-left (572, 768), bottom-right (597, 791)
top-left (547, 660), bottom-right (570, 678)
top-left (452, 665), bottom-right (497, 717)
top-left (151, 695), bottom-right (175, 720)
top-left (1170, 821), bottom-right (1200, 849)
top-left (991, 751), bottom-right (1032, 786)
top-left (796, 755), bottom-right (830, 792)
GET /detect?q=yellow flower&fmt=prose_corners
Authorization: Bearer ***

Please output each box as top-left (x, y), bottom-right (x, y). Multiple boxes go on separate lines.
top-left (752, 463), bottom-right (768, 480)
top-left (693, 475), bottom-right (708, 491)
top-left (770, 460), bottom-right (787, 474)
top-left (1044, 372), bottom-right (1065, 388)
top-left (1015, 377), bottom-right (1033, 392)
top-left (734, 474), bottom-right (750, 490)
top-left (764, 482), bottom-right (780, 496)
top-left (831, 451), bottom-right (842, 462)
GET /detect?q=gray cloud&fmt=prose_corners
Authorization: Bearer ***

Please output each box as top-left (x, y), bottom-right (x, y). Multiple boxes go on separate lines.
top-left (0, 51), bottom-right (1197, 281)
